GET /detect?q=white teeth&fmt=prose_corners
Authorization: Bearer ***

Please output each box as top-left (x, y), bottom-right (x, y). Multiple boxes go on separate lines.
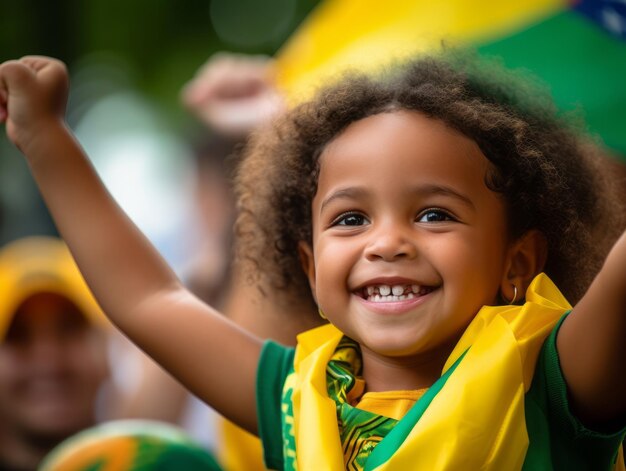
top-left (361, 283), bottom-right (431, 302)
top-left (371, 293), bottom-right (411, 303)
top-left (391, 285), bottom-right (404, 296)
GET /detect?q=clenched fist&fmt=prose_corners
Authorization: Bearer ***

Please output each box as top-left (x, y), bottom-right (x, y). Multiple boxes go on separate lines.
top-left (0, 56), bottom-right (69, 151)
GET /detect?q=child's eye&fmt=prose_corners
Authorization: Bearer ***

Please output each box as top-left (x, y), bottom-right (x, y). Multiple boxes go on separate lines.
top-left (417, 209), bottom-right (454, 223)
top-left (332, 212), bottom-right (369, 226)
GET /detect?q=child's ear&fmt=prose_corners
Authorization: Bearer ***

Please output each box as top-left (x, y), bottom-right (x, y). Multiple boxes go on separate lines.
top-left (501, 229), bottom-right (547, 302)
top-left (298, 241), bottom-right (317, 301)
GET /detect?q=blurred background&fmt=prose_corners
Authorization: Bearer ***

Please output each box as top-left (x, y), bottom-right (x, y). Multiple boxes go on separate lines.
top-left (0, 5), bottom-right (321, 467)
top-left (0, 0), bottom-right (319, 257)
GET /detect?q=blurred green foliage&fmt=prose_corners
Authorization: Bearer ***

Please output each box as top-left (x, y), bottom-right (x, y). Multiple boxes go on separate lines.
top-left (0, 0), bottom-right (319, 125)
top-left (0, 0), bottom-right (319, 242)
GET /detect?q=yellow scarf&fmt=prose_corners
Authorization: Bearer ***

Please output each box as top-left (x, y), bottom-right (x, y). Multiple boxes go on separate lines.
top-left (289, 273), bottom-right (572, 470)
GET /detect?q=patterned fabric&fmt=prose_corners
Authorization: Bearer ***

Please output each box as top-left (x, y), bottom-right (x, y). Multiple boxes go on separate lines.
top-left (281, 372), bottom-right (298, 470)
top-left (328, 337), bottom-right (397, 470)
top-left (280, 332), bottom-right (465, 470)
top-left (280, 335), bottom-right (400, 470)
top-left (277, 273), bottom-right (577, 470)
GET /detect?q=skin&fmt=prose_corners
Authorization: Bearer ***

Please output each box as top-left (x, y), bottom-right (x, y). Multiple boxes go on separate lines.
top-left (299, 111), bottom-right (543, 392)
top-left (0, 293), bottom-right (108, 469)
top-left (0, 57), bottom-right (624, 437)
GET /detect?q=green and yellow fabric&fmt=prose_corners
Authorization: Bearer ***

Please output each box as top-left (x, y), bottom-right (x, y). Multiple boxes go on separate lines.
top-left (259, 274), bottom-right (626, 470)
top-left (275, 0), bottom-right (626, 158)
top-left (40, 420), bottom-right (223, 471)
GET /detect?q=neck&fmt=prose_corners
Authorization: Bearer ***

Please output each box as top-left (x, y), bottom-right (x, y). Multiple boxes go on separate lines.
top-left (359, 337), bottom-right (459, 393)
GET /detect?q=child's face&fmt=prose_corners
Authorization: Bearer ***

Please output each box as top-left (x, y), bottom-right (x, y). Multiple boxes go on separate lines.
top-left (302, 110), bottom-right (513, 359)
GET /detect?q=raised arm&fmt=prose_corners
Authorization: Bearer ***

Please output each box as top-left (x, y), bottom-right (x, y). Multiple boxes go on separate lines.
top-left (557, 229), bottom-right (626, 429)
top-left (0, 57), bottom-right (262, 433)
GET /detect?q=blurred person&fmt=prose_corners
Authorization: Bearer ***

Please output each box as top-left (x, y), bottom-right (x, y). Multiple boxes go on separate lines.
top-left (0, 236), bottom-right (110, 471)
top-left (183, 55), bottom-right (322, 471)
top-left (182, 52), bottom-right (322, 342)
top-left (181, 53), bottom-right (285, 140)
top-left (182, 52), bottom-right (321, 334)
top-left (182, 136), bottom-right (238, 306)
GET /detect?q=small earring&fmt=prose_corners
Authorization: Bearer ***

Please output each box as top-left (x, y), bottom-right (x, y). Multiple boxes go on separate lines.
top-left (318, 308), bottom-right (327, 320)
top-left (508, 284), bottom-right (518, 305)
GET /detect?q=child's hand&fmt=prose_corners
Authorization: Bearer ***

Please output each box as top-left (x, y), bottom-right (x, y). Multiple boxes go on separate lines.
top-left (0, 56), bottom-right (69, 151)
top-left (181, 53), bottom-right (285, 138)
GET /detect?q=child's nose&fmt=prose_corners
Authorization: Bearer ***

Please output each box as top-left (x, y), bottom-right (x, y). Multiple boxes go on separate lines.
top-left (364, 227), bottom-right (418, 262)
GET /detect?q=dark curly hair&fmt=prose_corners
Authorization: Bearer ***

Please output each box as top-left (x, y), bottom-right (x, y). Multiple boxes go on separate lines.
top-left (234, 52), bottom-right (624, 307)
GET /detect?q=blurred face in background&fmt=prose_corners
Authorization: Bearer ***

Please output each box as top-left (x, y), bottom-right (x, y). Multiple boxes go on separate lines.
top-left (0, 292), bottom-right (109, 447)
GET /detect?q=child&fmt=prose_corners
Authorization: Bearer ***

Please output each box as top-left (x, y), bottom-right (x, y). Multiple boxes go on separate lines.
top-left (1, 54), bottom-right (625, 470)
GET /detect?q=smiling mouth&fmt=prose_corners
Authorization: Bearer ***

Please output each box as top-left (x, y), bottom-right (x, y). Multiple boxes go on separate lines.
top-left (358, 284), bottom-right (435, 303)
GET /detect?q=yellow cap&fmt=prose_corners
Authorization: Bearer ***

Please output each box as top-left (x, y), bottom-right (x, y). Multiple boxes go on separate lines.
top-left (0, 236), bottom-right (108, 341)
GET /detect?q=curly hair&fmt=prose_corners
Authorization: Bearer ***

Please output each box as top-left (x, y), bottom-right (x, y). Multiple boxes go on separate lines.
top-left (234, 52), bottom-right (624, 306)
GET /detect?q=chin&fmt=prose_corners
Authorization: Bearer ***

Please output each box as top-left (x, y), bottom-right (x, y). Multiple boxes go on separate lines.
top-left (376, 343), bottom-right (424, 358)
top-left (360, 332), bottom-right (425, 357)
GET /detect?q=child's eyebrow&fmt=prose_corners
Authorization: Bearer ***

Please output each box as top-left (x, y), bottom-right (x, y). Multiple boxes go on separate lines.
top-left (320, 184), bottom-right (475, 212)
top-left (413, 184), bottom-right (475, 210)
top-left (320, 187), bottom-right (368, 213)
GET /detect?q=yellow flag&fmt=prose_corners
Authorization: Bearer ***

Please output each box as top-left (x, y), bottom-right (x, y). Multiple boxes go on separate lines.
top-left (276, 0), bottom-right (566, 102)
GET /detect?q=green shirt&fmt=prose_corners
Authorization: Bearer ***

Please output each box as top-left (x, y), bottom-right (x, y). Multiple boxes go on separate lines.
top-left (256, 316), bottom-right (625, 470)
